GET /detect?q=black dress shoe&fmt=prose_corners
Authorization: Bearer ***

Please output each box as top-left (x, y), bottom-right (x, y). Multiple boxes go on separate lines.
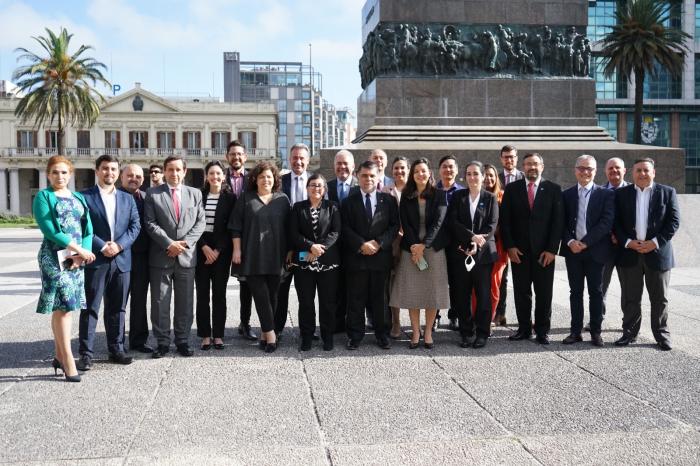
top-left (130, 344), bottom-right (154, 354)
top-left (591, 333), bottom-right (604, 347)
top-left (108, 352), bottom-right (133, 365)
top-left (657, 340), bottom-right (672, 351)
top-left (460, 334), bottom-right (475, 348)
top-left (536, 334), bottom-right (550, 345)
top-left (377, 337), bottom-right (391, 350)
top-left (473, 336), bottom-right (487, 348)
top-left (423, 340), bottom-right (434, 349)
top-left (238, 324), bottom-right (258, 341)
top-left (152, 346), bottom-right (169, 359)
top-left (562, 334), bottom-right (583, 345)
top-left (323, 340), bottom-right (334, 351)
top-left (76, 354), bottom-right (93, 371)
top-left (176, 345), bottom-right (194, 357)
top-left (264, 342), bottom-right (277, 353)
top-left (614, 334), bottom-right (637, 346)
top-left (300, 339), bottom-right (312, 351)
top-left (200, 342), bottom-right (212, 351)
top-left (448, 318), bottom-right (459, 331)
top-left (214, 342), bottom-right (224, 350)
top-left (346, 340), bottom-right (359, 350)
top-left (509, 330), bottom-right (532, 341)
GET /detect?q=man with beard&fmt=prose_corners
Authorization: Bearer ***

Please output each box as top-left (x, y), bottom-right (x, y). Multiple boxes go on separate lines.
top-left (500, 153), bottom-right (564, 345)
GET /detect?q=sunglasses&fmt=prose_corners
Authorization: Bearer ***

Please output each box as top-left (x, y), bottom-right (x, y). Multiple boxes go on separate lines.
top-left (150, 170), bottom-right (162, 174)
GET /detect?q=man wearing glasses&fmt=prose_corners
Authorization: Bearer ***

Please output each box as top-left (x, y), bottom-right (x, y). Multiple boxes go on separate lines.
top-left (559, 155), bottom-right (615, 347)
top-left (149, 164), bottom-right (164, 188)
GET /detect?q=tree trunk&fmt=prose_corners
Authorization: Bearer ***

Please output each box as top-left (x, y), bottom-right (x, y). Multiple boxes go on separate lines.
top-left (633, 67), bottom-right (645, 145)
top-left (57, 90), bottom-right (65, 155)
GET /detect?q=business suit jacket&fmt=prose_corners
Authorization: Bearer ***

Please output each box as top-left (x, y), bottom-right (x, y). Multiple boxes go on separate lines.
top-left (498, 170), bottom-right (524, 187)
top-left (144, 183), bottom-right (206, 268)
top-left (197, 190), bottom-right (236, 253)
top-left (282, 171), bottom-right (311, 204)
top-left (118, 188), bottom-right (149, 254)
top-left (614, 183), bottom-right (680, 271)
top-left (500, 178), bottom-right (564, 257)
top-left (81, 185), bottom-right (140, 273)
top-left (446, 189), bottom-right (499, 264)
top-left (289, 199), bottom-right (342, 267)
top-left (327, 176), bottom-right (359, 204)
top-left (341, 190), bottom-right (399, 271)
top-left (559, 184), bottom-right (615, 264)
top-left (399, 189), bottom-right (449, 253)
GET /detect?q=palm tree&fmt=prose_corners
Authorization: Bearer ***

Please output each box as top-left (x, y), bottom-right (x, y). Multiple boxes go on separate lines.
top-left (12, 27), bottom-right (110, 155)
top-left (600, 0), bottom-right (690, 145)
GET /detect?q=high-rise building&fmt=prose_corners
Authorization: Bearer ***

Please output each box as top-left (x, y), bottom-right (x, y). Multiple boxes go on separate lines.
top-left (589, 0), bottom-right (700, 192)
top-left (223, 52), bottom-right (353, 166)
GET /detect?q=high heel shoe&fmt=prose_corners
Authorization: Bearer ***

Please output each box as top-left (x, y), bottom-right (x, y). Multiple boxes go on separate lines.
top-left (64, 373), bottom-right (81, 383)
top-left (264, 342), bottom-right (277, 353)
top-left (52, 358), bottom-right (64, 376)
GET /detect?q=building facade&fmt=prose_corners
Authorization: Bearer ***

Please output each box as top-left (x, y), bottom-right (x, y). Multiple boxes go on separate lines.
top-left (223, 52), bottom-right (355, 166)
top-left (0, 83), bottom-right (277, 215)
top-left (589, 0), bottom-right (700, 192)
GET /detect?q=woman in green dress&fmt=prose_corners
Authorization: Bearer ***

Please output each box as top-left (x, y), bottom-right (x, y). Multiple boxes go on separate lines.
top-left (33, 155), bottom-right (95, 382)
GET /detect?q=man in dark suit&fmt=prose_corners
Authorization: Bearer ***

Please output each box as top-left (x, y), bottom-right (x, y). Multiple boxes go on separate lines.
top-left (222, 139), bottom-right (256, 341)
top-left (145, 155), bottom-right (206, 358)
top-left (341, 160), bottom-right (399, 350)
top-left (495, 144), bottom-right (524, 327)
top-left (327, 149), bottom-right (358, 205)
top-left (118, 164), bottom-right (153, 353)
top-left (613, 158), bottom-right (680, 351)
top-left (77, 155), bottom-right (141, 371)
top-left (501, 152), bottom-right (564, 344)
top-left (276, 143), bottom-right (311, 335)
top-left (369, 149), bottom-right (394, 191)
top-left (559, 155), bottom-right (615, 346)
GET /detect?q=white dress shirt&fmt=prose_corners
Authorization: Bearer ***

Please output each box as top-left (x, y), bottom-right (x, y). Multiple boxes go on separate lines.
top-left (98, 183), bottom-right (117, 243)
top-left (627, 182), bottom-right (658, 248)
top-left (469, 192), bottom-right (480, 223)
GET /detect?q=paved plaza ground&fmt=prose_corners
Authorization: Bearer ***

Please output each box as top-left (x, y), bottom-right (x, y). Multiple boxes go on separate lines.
top-left (0, 205), bottom-right (699, 465)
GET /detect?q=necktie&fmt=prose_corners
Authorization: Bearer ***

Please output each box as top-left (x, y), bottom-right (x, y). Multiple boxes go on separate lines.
top-left (527, 182), bottom-right (535, 210)
top-left (576, 186), bottom-right (588, 240)
top-left (295, 176), bottom-right (303, 204)
top-left (364, 193), bottom-right (373, 221)
top-left (171, 188), bottom-right (180, 222)
top-left (339, 182), bottom-right (347, 202)
top-left (133, 191), bottom-right (141, 202)
top-left (506, 174), bottom-right (512, 185)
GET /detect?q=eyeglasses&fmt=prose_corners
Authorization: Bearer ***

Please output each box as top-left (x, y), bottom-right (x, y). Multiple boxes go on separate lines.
top-left (307, 183), bottom-right (325, 189)
top-left (575, 166), bottom-right (595, 173)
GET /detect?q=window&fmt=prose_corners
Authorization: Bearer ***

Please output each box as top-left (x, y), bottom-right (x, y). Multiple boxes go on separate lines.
top-left (588, 0), bottom-right (617, 42)
top-left (130, 131), bottom-right (148, 152)
top-left (626, 113), bottom-right (670, 146)
top-left (302, 126), bottom-right (311, 136)
top-left (644, 60), bottom-right (682, 99)
top-left (286, 74), bottom-right (301, 86)
top-left (157, 131), bottom-right (175, 150)
top-left (17, 130), bottom-right (36, 149)
top-left (45, 131), bottom-right (59, 150)
top-left (302, 114), bottom-right (311, 124)
top-left (278, 123), bottom-right (287, 135)
top-left (302, 102), bottom-right (310, 111)
top-left (302, 90), bottom-right (311, 99)
top-left (597, 112), bottom-right (618, 139)
top-left (185, 132), bottom-right (201, 153)
top-left (681, 114), bottom-right (700, 167)
top-left (696, 55), bottom-right (700, 99)
top-left (664, 0), bottom-right (682, 30)
top-left (238, 131), bottom-right (256, 150)
top-left (104, 131), bottom-right (120, 149)
top-left (591, 55), bottom-right (627, 99)
top-left (277, 100), bottom-right (287, 111)
top-left (279, 111), bottom-right (287, 123)
top-left (211, 131), bottom-right (230, 151)
top-left (696, 1), bottom-right (700, 40)
top-left (294, 100), bottom-right (302, 111)
top-left (77, 131), bottom-right (90, 149)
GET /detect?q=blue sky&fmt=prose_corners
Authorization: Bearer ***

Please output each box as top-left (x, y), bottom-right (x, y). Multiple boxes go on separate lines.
top-left (0, 0), bottom-right (364, 115)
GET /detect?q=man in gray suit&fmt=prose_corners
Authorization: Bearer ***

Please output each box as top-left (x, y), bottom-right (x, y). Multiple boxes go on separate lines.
top-left (145, 155), bottom-right (205, 358)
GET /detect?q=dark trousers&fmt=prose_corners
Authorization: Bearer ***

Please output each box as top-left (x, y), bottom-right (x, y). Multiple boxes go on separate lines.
top-left (247, 274), bottom-right (281, 334)
top-left (128, 252), bottom-right (150, 348)
top-left (617, 255), bottom-right (671, 344)
top-left (511, 252), bottom-right (555, 336)
top-left (450, 261), bottom-right (492, 338)
top-left (334, 271), bottom-right (347, 333)
top-left (195, 251), bottom-right (231, 338)
top-left (446, 259), bottom-right (460, 321)
top-left (274, 269), bottom-right (293, 333)
top-left (601, 260), bottom-right (619, 318)
top-left (346, 270), bottom-right (389, 342)
top-left (80, 261), bottom-right (129, 356)
top-left (294, 268), bottom-right (339, 343)
top-left (495, 261), bottom-right (509, 317)
top-left (565, 254), bottom-right (604, 335)
top-left (239, 279), bottom-right (252, 326)
top-left (150, 264), bottom-right (195, 347)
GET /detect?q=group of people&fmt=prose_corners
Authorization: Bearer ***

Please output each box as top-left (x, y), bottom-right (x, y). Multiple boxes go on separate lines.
top-left (33, 141), bottom-right (680, 382)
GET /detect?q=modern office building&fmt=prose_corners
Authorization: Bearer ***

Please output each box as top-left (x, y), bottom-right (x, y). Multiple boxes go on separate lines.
top-left (0, 83), bottom-right (277, 214)
top-left (588, 0), bottom-right (700, 192)
top-left (223, 51), bottom-right (354, 166)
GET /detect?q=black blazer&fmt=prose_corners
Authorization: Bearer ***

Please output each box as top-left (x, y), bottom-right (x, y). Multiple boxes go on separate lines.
top-left (614, 183), bottom-right (680, 271)
top-left (341, 190), bottom-right (399, 271)
top-left (197, 190), bottom-right (236, 253)
top-left (446, 189), bottom-right (499, 264)
top-left (289, 199), bottom-right (341, 267)
top-left (559, 184), bottom-right (615, 264)
top-left (119, 187), bottom-right (149, 253)
top-left (399, 189), bottom-right (448, 252)
top-left (500, 178), bottom-right (564, 256)
top-left (327, 177), bottom-right (359, 204)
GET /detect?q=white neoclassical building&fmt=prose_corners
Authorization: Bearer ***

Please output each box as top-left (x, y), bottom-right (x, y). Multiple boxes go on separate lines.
top-left (0, 83), bottom-right (278, 215)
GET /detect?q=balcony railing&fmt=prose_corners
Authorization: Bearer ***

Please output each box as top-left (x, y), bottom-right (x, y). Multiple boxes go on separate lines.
top-left (1, 147), bottom-right (278, 160)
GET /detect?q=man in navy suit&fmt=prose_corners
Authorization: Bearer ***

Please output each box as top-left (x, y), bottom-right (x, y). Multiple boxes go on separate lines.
top-left (341, 160), bottom-right (399, 350)
top-left (327, 150), bottom-right (358, 205)
top-left (369, 149), bottom-right (394, 191)
top-left (77, 155), bottom-right (140, 370)
top-left (560, 155), bottom-right (615, 346)
top-left (276, 143), bottom-right (311, 334)
top-left (613, 158), bottom-right (680, 351)
top-left (500, 153), bottom-right (564, 345)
